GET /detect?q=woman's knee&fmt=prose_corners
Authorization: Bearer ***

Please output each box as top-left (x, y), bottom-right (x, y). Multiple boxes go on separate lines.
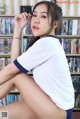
top-left (12, 73), bottom-right (24, 84)
top-left (13, 73), bottom-right (33, 87)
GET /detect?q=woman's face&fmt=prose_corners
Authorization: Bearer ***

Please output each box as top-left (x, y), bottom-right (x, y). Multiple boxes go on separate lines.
top-left (31, 4), bottom-right (52, 37)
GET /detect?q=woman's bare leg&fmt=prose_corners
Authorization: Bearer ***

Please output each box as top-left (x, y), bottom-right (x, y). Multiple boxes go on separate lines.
top-left (0, 100), bottom-right (37, 119)
top-left (0, 73), bottom-right (66, 119)
top-left (0, 77), bottom-right (37, 119)
top-left (0, 76), bottom-right (36, 119)
top-left (0, 79), bottom-right (14, 99)
top-left (11, 73), bottom-right (67, 119)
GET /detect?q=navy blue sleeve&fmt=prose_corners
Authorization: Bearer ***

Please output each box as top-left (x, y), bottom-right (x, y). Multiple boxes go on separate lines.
top-left (14, 59), bottom-right (29, 73)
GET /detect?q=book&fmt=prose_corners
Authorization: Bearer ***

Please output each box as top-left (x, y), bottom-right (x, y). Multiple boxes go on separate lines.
top-left (6, 58), bottom-right (11, 65)
top-left (20, 5), bottom-right (32, 13)
top-left (0, 38), bottom-right (12, 54)
top-left (78, 39), bottom-right (80, 54)
top-left (61, 19), bottom-right (68, 35)
top-left (71, 38), bottom-right (78, 54)
top-left (78, 19), bottom-right (80, 35)
top-left (68, 19), bottom-right (73, 35)
top-left (5, 18), bottom-right (11, 34)
top-left (0, 58), bottom-right (5, 70)
top-left (72, 20), bottom-right (78, 35)
top-left (72, 76), bottom-right (80, 93)
top-left (62, 38), bottom-right (71, 54)
top-left (1, 18), bottom-right (5, 34)
top-left (10, 18), bottom-right (14, 34)
top-left (22, 38), bottom-right (28, 53)
top-left (0, 39), bottom-right (4, 53)
top-left (0, 17), bottom-right (14, 34)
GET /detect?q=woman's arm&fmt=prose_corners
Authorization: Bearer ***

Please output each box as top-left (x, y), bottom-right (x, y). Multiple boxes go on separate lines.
top-left (11, 13), bottom-right (31, 62)
top-left (0, 63), bottom-right (20, 85)
top-left (11, 28), bottom-right (22, 62)
top-left (0, 13), bottom-right (31, 85)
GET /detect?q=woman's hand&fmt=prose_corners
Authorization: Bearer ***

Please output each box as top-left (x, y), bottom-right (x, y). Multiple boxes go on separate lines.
top-left (14, 12), bottom-right (31, 31)
top-left (12, 12), bottom-right (31, 61)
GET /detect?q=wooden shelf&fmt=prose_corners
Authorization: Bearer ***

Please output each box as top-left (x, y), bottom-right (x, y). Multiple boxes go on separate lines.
top-left (0, 34), bottom-right (13, 38)
top-left (23, 34), bottom-right (33, 37)
top-left (57, 35), bottom-right (80, 38)
top-left (62, 16), bottom-right (80, 19)
top-left (73, 108), bottom-right (80, 111)
top-left (0, 53), bottom-right (10, 58)
top-left (0, 15), bottom-right (14, 17)
top-left (0, 15), bottom-right (80, 18)
top-left (71, 73), bottom-right (80, 75)
top-left (66, 54), bottom-right (80, 57)
top-left (10, 91), bottom-right (20, 94)
top-left (0, 34), bottom-right (79, 38)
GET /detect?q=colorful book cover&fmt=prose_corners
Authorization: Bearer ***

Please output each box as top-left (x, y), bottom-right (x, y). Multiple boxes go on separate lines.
top-left (72, 20), bottom-right (78, 35)
top-left (68, 19), bottom-right (73, 35)
top-left (0, 58), bottom-right (5, 70)
top-left (1, 18), bottom-right (5, 34)
top-left (63, 38), bottom-right (71, 54)
top-left (71, 38), bottom-right (78, 54)
top-left (22, 38), bottom-right (28, 53)
top-left (5, 18), bottom-right (11, 34)
top-left (61, 19), bottom-right (68, 35)
top-left (78, 19), bottom-right (80, 35)
top-left (78, 39), bottom-right (80, 54)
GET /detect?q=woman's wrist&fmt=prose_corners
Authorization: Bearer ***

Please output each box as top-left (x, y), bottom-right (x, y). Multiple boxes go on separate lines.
top-left (13, 27), bottom-right (22, 39)
top-left (13, 35), bottom-right (21, 40)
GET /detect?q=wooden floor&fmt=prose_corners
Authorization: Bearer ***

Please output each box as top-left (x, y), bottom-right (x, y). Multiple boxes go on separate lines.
top-left (72, 112), bottom-right (80, 119)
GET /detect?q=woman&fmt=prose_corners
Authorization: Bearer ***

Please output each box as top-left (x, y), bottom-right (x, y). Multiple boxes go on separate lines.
top-left (0, 1), bottom-right (74, 119)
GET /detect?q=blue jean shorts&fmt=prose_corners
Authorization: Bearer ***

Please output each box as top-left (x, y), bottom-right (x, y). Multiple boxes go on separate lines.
top-left (66, 109), bottom-right (73, 119)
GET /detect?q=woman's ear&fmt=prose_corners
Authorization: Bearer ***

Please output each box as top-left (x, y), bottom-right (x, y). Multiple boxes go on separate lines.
top-left (53, 21), bottom-right (59, 28)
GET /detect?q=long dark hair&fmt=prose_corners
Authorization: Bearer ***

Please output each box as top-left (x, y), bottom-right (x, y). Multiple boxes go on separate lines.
top-left (27, 0), bottom-right (62, 49)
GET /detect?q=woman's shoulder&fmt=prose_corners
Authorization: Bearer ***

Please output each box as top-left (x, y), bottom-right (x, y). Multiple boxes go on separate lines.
top-left (35, 36), bottom-right (59, 44)
top-left (32, 36), bottom-right (59, 50)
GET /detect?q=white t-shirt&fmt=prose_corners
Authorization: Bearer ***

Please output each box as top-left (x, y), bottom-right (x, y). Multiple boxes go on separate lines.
top-left (14, 35), bottom-right (75, 110)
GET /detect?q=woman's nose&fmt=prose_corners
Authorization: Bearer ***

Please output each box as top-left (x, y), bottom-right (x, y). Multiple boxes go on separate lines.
top-left (34, 16), bottom-right (40, 24)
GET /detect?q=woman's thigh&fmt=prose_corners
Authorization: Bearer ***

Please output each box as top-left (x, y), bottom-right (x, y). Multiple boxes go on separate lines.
top-left (13, 73), bottom-right (67, 119)
top-left (0, 100), bottom-right (37, 119)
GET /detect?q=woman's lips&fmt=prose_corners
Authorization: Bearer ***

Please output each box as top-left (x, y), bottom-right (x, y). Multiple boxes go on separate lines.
top-left (33, 26), bottom-right (39, 30)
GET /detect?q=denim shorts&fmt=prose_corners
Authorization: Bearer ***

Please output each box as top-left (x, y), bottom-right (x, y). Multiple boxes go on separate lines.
top-left (66, 109), bottom-right (73, 119)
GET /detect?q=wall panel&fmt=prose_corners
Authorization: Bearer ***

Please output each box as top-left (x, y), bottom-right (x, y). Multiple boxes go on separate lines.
top-left (0, 0), bottom-right (80, 16)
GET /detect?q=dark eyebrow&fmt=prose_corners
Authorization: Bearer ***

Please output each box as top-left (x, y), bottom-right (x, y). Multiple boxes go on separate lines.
top-left (33, 11), bottom-right (48, 14)
top-left (41, 12), bottom-right (48, 14)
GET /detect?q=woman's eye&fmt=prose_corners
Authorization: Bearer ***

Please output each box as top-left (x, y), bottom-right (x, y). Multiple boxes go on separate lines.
top-left (41, 15), bottom-right (47, 18)
top-left (32, 14), bottom-right (37, 17)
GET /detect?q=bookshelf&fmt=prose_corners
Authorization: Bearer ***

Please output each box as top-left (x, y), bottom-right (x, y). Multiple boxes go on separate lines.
top-left (59, 16), bottom-right (80, 111)
top-left (0, 15), bottom-right (80, 111)
top-left (0, 16), bottom-right (13, 74)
